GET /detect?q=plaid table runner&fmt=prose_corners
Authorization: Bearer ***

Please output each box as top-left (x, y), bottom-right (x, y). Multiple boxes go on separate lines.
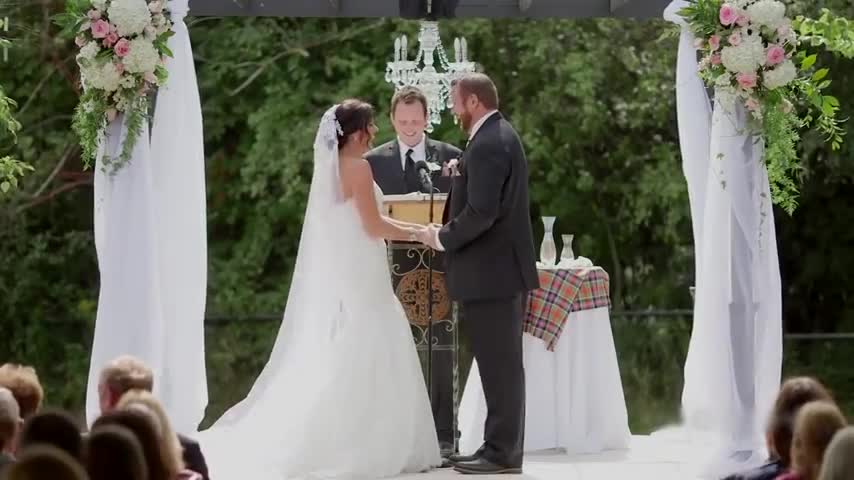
top-left (523, 267), bottom-right (611, 351)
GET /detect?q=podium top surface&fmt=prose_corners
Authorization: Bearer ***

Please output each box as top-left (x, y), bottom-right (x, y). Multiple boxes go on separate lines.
top-left (384, 193), bottom-right (448, 203)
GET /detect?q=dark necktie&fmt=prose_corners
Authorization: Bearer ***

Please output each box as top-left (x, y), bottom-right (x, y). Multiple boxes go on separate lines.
top-left (404, 148), bottom-right (419, 193)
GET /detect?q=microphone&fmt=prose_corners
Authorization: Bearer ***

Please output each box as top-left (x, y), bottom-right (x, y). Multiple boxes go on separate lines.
top-left (414, 160), bottom-right (434, 194)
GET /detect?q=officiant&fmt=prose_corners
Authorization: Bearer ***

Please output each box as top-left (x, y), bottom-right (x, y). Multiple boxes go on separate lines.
top-left (366, 86), bottom-right (461, 455)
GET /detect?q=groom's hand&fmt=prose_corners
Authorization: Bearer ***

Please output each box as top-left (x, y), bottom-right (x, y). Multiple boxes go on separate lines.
top-left (417, 224), bottom-right (445, 251)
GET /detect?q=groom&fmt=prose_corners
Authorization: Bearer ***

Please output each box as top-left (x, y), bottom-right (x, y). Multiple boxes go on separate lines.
top-left (417, 72), bottom-right (539, 475)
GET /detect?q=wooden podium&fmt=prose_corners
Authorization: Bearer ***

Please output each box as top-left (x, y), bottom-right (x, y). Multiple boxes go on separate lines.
top-left (382, 192), bottom-right (459, 450)
top-left (382, 192), bottom-right (447, 226)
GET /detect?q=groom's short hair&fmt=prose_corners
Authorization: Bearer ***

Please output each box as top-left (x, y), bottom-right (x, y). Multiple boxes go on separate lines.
top-left (391, 86), bottom-right (428, 117)
top-left (452, 73), bottom-right (499, 110)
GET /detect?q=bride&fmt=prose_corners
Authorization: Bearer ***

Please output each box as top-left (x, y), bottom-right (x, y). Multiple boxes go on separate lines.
top-left (198, 100), bottom-right (442, 479)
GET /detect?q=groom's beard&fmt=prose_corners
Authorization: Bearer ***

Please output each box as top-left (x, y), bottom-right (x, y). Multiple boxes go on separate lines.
top-left (458, 111), bottom-right (473, 134)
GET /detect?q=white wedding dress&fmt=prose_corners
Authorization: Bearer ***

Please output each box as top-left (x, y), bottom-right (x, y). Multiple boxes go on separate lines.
top-left (197, 106), bottom-right (441, 479)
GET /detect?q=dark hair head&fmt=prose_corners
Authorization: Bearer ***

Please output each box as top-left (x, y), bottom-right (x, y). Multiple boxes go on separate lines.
top-left (4, 445), bottom-right (87, 480)
top-left (391, 87), bottom-right (428, 117)
top-left (451, 72), bottom-right (499, 110)
top-left (769, 377), bottom-right (834, 466)
top-left (334, 99), bottom-right (375, 146)
top-left (85, 425), bottom-right (148, 480)
top-left (93, 409), bottom-right (168, 480)
top-left (19, 410), bottom-right (84, 461)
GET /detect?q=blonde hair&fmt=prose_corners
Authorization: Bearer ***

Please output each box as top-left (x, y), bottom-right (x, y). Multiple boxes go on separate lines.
top-left (117, 389), bottom-right (184, 478)
top-left (818, 427), bottom-right (854, 480)
top-left (791, 401), bottom-right (847, 480)
top-left (99, 356), bottom-right (154, 396)
top-left (0, 364), bottom-right (44, 418)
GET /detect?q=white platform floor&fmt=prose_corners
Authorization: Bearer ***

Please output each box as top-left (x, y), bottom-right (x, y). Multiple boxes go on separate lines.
top-left (398, 434), bottom-right (738, 480)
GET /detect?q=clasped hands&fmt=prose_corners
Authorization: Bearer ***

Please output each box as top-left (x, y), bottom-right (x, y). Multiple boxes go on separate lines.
top-left (412, 223), bottom-right (443, 251)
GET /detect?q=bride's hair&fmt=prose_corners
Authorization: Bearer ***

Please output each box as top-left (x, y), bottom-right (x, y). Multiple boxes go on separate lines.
top-left (335, 99), bottom-right (375, 147)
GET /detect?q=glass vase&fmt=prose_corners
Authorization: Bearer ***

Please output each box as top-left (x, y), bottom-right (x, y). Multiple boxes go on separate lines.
top-left (540, 216), bottom-right (557, 266)
top-left (560, 234), bottom-right (575, 262)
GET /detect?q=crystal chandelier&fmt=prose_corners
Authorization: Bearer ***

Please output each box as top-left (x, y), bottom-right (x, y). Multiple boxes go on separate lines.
top-left (385, 21), bottom-right (476, 131)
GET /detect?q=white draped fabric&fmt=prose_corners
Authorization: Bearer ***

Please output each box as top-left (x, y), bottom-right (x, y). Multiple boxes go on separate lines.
top-left (664, 0), bottom-right (783, 454)
top-left (459, 307), bottom-right (631, 455)
top-left (86, 0), bottom-right (208, 434)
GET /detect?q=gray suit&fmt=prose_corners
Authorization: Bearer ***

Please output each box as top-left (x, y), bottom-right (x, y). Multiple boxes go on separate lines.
top-left (439, 112), bottom-right (538, 467)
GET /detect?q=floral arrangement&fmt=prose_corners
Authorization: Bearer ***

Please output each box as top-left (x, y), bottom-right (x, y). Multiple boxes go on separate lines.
top-left (56, 0), bottom-right (175, 173)
top-left (679, 0), bottom-right (845, 213)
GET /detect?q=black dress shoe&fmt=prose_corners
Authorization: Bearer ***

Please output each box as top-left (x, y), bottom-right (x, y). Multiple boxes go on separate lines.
top-left (447, 452), bottom-right (479, 464)
top-left (453, 458), bottom-right (522, 475)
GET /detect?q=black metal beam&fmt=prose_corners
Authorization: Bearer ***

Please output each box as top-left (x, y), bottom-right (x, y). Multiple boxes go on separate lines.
top-left (187, 0), bottom-right (669, 19)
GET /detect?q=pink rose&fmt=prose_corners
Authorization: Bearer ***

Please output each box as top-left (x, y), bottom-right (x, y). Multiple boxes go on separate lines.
top-left (719, 4), bottom-right (738, 26)
top-left (745, 97), bottom-right (761, 112)
top-left (736, 14), bottom-right (749, 27)
top-left (766, 45), bottom-right (786, 66)
top-left (115, 62), bottom-right (125, 74)
top-left (103, 31), bottom-right (119, 48)
top-left (90, 19), bottom-right (110, 39)
top-left (737, 72), bottom-right (758, 90)
top-left (114, 38), bottom-right (130, 57)
top-left (728, 32), bottom-right (742, 46)
top-left (709, 35), bottom-right (721, 51)
top-left (87, 9), bottom-right (102, 20)
top-left (711, 54), bottom-right (722, 65)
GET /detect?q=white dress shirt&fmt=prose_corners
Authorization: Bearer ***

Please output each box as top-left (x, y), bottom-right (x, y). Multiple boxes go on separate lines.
top-left (433, 110), bottom-right (499, 251)
top-left (398, 136), bottom-right (426, 170)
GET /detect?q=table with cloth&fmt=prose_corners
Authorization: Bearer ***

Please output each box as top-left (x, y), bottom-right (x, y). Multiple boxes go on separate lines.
top-left (458, 266), bottom-right (632, 454)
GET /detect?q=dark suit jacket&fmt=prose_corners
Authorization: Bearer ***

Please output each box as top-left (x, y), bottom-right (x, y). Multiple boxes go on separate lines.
top-left (365, 137), bottom-right (462, 195)
top-left (439, 112), bottom-right (539, 300)
top-left (179, 433), bottom-right (210, 480)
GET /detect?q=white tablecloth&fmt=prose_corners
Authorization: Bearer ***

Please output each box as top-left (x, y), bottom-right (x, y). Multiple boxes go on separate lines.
top-left (458, 306), bottom-right (631, 454)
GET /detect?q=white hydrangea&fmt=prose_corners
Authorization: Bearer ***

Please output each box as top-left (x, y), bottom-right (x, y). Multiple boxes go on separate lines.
top-left (120, 74), bottom-right (137, 89)
top-left (107, 0), bottom-right (151, 37)
top-left (122, 37), bottom-right (159, 73)
top-left (92, 0), bottom-right (108, 10)
top-left (746, 0), bottom-right (787, 29)
top-left (721, 44), bottom-right (758, 74)
top-left (763, 60), bottom-right (797, 89)
top-left (78, 41), bottom-right (101, 62)
top-left (82, 61), bottom-right (122, 92)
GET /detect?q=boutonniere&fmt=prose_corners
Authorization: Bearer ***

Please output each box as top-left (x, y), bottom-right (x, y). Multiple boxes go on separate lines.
top-left (446, 158), bottom-right (461, 177)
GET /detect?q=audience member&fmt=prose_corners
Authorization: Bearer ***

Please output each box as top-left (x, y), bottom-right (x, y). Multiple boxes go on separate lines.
top-left (0, 364), bottom-right (43, 419)
top-left (85, 425), bottom-right (148, 480)
top-left (98, 356), bottom-right (209, 479)
top-left (17, 410), bottom-right (83, 460)
top-left (93, 408), bottom-right (170, 480)
top-left (778, 401), bottom-right (847, 480)
top-left (0, 387), bottom-right (22, 474)
top-left (2, 445), bottom-right (88, 480)
top-left (816, 426), bottom-right (854, 480)
top-left (724, 377), bottom-right (834, 480)
top-left (118, 390), bottom-right (202, 480)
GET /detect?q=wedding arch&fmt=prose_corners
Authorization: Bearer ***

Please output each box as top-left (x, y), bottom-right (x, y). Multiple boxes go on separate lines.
top-left (69, 1), bottom-right (848, 459)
